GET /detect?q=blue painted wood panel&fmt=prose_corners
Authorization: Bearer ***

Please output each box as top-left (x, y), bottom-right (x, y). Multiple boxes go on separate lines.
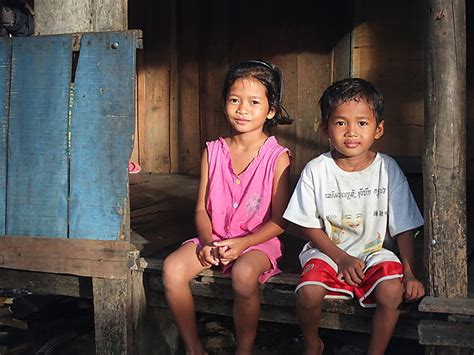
top-left (69, 32), bottom-right (137, 240)
top-left (0, 38), bottom-right (10, 236)
top-left (7, 36), bottom-right (71, 237)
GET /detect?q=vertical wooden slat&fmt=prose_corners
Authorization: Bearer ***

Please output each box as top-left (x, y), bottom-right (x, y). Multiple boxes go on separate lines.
top-left (423, 0), bottom-right (467, 302)
top-left (0, 38), bottom-right (10, 236)
top-left (199, 0), bottom-right (231, 145)
top-left (69, 31), bottom-right (138, 240)
top-left (294, 2), bottom-right (336, 176)
top-left (138, 0), bottom-right (172, 172)
top-left (261, 4), bottom-right (298, 175)
top-left (169, 0), bottom-right (179, 173)
top-left (177, 0), bottom-right (201, 175)
top-left (7, 35), bottom-right (71, 237)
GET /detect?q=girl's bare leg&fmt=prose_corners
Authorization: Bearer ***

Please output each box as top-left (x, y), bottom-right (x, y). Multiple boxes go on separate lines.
top-left (231, 250), bottom-right (271, 355)
top-left (296, 285), bottom-right (327, 355)
top-left (162, 242), bottom-right (207, 355)
top-left (368, 278), bottom-right (404, 355)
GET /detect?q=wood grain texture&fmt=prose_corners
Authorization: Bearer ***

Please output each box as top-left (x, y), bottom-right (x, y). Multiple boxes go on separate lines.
top-left (35, 0), bottom-right (127, 35)
top-left (419, 296), bottom-right (474, 316)
top-left (69, 31), bottom-right (138, 240)
top-left (0, 38), bottom-right (10, 236)
top-left (0, 236), bottom-right (131, 279)
top-left (7, 35), bottom-right (71, 237)
top-left (423, 0), bottom-right (468, 298)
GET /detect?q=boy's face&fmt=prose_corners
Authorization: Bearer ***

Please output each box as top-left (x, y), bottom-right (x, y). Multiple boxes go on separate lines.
top-left (324, 99), bottom-right (384, 162)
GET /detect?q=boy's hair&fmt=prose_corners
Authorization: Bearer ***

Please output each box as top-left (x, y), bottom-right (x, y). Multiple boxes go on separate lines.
top-left (319, 78), bottom-right (384, 125)
top-left (222, 60), bottom-right (293, 128)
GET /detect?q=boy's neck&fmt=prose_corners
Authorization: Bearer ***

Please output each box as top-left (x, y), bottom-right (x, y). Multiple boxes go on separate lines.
top-left (331, 150), bottom-right (377, 172)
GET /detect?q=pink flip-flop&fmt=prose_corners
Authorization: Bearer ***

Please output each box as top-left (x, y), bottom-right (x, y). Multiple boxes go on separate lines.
top-left (128, 161), bottom-right (141, 174)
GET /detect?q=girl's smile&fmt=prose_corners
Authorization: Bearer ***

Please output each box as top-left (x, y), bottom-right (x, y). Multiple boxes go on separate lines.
top-left (225, 78), bottom-right (275, 134)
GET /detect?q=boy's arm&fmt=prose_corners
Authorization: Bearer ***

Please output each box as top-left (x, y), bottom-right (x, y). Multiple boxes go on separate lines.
top-left (396, 230), bottom-right (425, 302)
top-left (301, 227), bottom-right (365, 286)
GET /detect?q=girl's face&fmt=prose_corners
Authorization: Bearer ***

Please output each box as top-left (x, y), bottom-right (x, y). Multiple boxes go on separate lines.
top-left (325, 99), bottom-right (384, 164)
top-left (225, 78), bottom-right (275, 134)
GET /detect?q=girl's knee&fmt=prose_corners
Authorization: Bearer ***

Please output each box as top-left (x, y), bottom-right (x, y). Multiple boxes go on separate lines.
top-left (231, 262), bottom-right (260, 298)
top-left (163, 253), bottom-right (190, 289)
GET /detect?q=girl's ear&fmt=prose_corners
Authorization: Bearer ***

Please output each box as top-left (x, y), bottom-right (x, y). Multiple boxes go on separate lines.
top-left (374, 120), bottom-right (384, 140)
top-left (266, 107), bottom-right (276, 120)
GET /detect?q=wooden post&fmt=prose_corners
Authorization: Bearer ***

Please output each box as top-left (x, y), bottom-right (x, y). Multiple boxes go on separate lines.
top-left (424, 0), bottom-right (467, 298)
top-left (35, 0), bottom-right (128, 35)
top-left (424, 0), bottom-right (468, 353)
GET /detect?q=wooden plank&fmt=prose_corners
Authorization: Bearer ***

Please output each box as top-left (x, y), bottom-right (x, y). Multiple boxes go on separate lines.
top-left (0, 236), bottom-right (131, 279)
top-left (418, 320), bottom-right (474, 347)
top-left (0, 37), bottom-right (10, 236)
top-left (93, 277), bottom-right (129, 355)
top-left (419, 296), bottom-right (474, 316)
top-left (294, 2), bottom-right (335, 175)
top-left (0, 268), bottom-right (93, 298)
top-left (424, 0), bottom-right (468, 298)
top-left (169, 0), bottom-right (178, 173)
top-left (177, 0), bottom-right (201, 175)
top-left (7, 35), bottom-right (71, 237)
top-left (199, 0), bottom-right (231, 145)
top-left (69, 31), bottom-right (139, 240)
top-left (138, 0), bottom-right (171, 172)
top-left (147, 294), bottom-right (419, 339)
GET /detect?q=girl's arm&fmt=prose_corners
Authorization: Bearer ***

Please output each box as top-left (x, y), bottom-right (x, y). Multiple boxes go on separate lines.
top-left (396, 230), bottom-right (425, 301)
top-left (301, 227), bottom-right (365, 285)
top-left (195, 149), bottom-right (219, 266)
top-left (214, 152), bottom-right (290, 260)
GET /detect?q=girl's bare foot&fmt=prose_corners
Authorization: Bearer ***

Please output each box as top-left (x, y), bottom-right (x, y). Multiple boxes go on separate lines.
top-left (304, 337), bottom-right (324, 355)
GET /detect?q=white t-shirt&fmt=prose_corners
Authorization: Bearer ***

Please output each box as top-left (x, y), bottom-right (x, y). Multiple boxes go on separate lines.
top-left (283, 152), bottom-right (423, 266)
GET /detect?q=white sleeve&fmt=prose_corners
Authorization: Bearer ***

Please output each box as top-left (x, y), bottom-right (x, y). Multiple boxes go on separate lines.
top-left (388, 180), bottom-right (424, 237)
top-left (283, 169), bottom-right (324, 229)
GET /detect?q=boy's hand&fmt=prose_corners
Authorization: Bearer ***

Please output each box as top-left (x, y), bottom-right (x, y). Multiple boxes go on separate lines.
top-left (337, 255), bottom-right (365, 286)
top-left (197, 243), bottom-right (220, 267)
top-left (402, 275), bottom-right (425, 302)
top-left (213, 238), bottom-right (249, 264)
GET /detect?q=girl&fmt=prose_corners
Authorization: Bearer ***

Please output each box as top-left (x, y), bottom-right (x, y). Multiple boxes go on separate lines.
top-left (162, 60), bottom-right (293, 355)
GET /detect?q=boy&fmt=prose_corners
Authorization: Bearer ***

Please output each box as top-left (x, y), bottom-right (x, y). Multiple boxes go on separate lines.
top-left (283, 78), bottom-right (425, 355)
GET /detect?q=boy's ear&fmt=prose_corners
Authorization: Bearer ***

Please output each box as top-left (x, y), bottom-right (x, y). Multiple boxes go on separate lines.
top-left (374, 120), bottom-right (384, 139)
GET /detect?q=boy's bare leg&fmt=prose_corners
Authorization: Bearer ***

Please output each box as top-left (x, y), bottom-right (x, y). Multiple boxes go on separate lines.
top-left (231, 251), bottom-right (271, 355)
top-left (296, 285), bottom-right (327, 355)
top-left (162, 242), bottom-right (208, 355)
top-left (368, 278), bottom-right (404, 355)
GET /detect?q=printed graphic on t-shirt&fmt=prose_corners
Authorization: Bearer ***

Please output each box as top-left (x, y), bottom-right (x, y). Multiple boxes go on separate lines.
top-left (324, 185), bottom-right (388, 257)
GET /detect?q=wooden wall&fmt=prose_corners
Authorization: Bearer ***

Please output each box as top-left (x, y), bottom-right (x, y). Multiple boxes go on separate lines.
top-left (129, 0), bottom-right (354, 176)
top-left (129, 0), bottom-right (470, 177)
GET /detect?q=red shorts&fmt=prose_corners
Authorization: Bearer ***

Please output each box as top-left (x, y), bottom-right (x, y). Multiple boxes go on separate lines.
top-left (296, 258), bottom-right (403, 308)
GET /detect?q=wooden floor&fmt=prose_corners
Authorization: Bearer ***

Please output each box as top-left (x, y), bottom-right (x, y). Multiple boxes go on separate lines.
top-left (129, 172), bottom-right (306, 273)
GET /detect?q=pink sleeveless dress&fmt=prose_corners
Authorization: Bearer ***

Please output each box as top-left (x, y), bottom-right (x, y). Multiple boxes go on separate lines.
top-left (185, 136), bottom-right (290, 283)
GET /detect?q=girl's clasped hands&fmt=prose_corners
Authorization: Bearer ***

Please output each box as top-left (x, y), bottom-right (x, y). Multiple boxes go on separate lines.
top-left (197, 238), bottom-right (249, 267)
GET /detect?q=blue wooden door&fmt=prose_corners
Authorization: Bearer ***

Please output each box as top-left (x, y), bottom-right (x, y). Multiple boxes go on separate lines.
top-left (0, 31), bottom-right (139, 241)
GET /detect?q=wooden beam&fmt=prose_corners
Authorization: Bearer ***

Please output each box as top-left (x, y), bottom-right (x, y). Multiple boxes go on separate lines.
top-left (0, 237), bottom-right (132, 279)
top-left (0, 268), bottom-right (92, 298)
top-left (423, 0), bottom-right (467, 298)
top-left (419, 296), bottom-right (474, 316)
top-left (418, 320), bottom-right (474, 348)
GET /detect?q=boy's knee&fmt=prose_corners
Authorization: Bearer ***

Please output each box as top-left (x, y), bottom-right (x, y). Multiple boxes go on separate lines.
top-left (375, 279), bottom-right (404, 307)
top-left (296, 285), bottom-right (326, 309)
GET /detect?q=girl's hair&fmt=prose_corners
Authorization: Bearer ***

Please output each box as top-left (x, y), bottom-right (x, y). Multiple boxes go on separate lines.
top-left (319, 78), bottom-right (384, 125)
top-left (222, 60), bottom-right (293, 128)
